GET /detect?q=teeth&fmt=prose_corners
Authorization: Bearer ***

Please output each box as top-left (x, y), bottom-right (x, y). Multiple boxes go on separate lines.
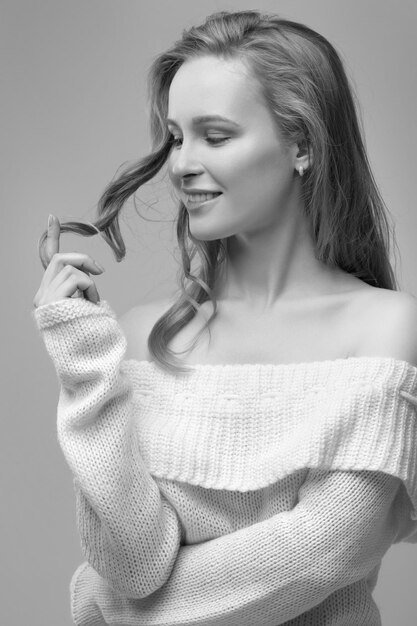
top-left (187, 192), bottom-right (220, 202)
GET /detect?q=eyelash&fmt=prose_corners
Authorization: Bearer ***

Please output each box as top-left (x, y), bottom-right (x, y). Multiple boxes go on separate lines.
top-left (170, 135), bottom-right (230, 148)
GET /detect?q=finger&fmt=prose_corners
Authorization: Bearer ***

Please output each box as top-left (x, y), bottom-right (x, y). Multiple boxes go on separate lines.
top-left (61, 266), bottom-right (100, 304)
top-left (42, 269), bottom-right (100, 305)
top-left (83, 281), bottom-right (100, 304)
top-left (62, 271), bottom-right (100, 304)
top-left (45, 215), bottom-right (61, 264)
top-left (43, 252), bottom-right (105, 284)
top-left (53, 264), bottom-right (101, 289)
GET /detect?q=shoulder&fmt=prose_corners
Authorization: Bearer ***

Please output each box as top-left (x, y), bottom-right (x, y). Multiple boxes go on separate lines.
top-left (354, 287), bottom-right (417, 367)
top-left (118, 296), bottom-right (174, 361)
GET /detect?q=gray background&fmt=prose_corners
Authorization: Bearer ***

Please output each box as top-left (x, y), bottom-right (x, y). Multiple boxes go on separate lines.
top-left (2, 0), bottom-right (416, 624)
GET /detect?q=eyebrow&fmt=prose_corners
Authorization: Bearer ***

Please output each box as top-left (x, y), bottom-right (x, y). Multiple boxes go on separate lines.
top-left (166, 115), bottom-right (241, 128)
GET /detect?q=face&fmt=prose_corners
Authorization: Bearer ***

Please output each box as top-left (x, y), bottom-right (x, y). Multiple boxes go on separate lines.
top-left (167, 55), bottom-right (299, 241)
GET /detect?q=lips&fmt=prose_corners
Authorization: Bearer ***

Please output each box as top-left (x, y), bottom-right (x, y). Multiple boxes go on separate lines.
top-left (185, 192), bottom-right (222, 203)
top-left (182, 188), bottom-right (222, 194)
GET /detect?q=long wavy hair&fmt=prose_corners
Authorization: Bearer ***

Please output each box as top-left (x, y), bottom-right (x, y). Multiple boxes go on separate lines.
top-left (37, 9), bottom-right (399, 375)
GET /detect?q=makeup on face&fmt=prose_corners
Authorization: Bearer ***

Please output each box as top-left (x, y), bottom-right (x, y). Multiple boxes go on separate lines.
top-left (166, 56), bottom-right (297, 241)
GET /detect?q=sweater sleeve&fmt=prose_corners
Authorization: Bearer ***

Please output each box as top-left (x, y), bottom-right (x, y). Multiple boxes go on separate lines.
top-left (70, 468), bottom-right (403, 626)
top-left (32, 298), bottom-right (184, 599)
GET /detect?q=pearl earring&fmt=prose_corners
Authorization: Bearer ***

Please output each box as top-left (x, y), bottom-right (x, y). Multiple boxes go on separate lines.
top-left (298, 166), bottom-right (304, 177)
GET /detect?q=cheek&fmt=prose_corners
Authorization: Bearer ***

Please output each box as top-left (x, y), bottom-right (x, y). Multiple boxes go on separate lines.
top-left (167, 154), bottom-right (177, 185)
top-left (224, 142), bottom-right (292, 203)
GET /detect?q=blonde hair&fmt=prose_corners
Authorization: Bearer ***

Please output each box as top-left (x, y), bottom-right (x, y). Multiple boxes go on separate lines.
top-left (38, 10), bottom-right (399, 375)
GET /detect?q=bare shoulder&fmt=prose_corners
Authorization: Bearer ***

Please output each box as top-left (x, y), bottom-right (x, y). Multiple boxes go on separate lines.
top-left (118, 296), bottom-right (174, 361)
top-left (354, 287), bottom-right (417, 366)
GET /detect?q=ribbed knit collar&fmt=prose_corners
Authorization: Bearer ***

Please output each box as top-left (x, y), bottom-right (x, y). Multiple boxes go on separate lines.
top-left (121, 357), bottom-right (417, 517)
top-left (123, 355), bottom-right (417, 393)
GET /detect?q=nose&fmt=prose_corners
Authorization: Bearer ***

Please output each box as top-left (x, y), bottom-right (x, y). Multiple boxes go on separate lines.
top-left (169, 139), bottom-right (205, 181)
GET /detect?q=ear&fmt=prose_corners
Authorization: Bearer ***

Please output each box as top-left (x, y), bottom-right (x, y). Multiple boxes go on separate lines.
top-left (294, 137), bottom-right (313, 174)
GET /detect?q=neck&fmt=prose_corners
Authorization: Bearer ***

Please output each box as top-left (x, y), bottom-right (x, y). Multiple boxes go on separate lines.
top-left (214, 199), bottom-right (342, 311)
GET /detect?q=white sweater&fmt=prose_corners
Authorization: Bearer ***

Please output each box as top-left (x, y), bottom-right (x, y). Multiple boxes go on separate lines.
top-left (32, 297), bottom-right (417, 626)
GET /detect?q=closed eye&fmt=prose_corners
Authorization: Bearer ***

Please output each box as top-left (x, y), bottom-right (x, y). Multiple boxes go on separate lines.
top-left (170, 135), bottom-right (230, 148)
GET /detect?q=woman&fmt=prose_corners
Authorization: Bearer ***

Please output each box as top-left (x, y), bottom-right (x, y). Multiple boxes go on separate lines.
top-left (32, 10), bottom-right (417, 626)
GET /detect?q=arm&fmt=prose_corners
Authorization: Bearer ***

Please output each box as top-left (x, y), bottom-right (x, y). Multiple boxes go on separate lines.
top-left (71, 468), bottom-right (403, 626)
top-left (32, 298), bottom-right (184, 599)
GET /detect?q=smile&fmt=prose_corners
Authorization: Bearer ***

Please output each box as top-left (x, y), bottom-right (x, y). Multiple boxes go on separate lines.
top-left (185, 192), bottom-right (222, 209)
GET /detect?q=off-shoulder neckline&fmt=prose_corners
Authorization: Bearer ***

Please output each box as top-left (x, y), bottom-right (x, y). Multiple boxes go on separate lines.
top-left (123, 355), bottom-right (417, 374)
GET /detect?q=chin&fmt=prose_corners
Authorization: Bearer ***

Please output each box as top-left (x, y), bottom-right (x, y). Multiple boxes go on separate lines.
top-left (188, 223), bottom-right (234, 242)
top-left (189, 231), bottom-right (223, 242)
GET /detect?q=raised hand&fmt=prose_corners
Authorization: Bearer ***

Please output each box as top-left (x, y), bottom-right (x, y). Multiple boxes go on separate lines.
top-left (33, 214), bottom-right (105, 308)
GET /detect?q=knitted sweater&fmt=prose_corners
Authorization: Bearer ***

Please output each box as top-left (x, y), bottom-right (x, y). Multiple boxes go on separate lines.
top-left (32, 297), bottom-right (417, 626)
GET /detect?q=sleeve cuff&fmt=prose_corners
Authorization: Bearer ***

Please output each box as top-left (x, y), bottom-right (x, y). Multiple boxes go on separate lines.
top-left (31, 298), bottom-right (116, 330)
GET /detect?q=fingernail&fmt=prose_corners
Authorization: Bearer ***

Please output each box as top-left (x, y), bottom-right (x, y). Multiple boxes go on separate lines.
top-left (48, 214), bottom-right (55, 228)
top-left (94, 261), bottom-right (105, 272)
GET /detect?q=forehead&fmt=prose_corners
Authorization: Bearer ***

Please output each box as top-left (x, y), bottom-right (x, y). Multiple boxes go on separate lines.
top-left (167, 56), bottom-right (266, 124)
